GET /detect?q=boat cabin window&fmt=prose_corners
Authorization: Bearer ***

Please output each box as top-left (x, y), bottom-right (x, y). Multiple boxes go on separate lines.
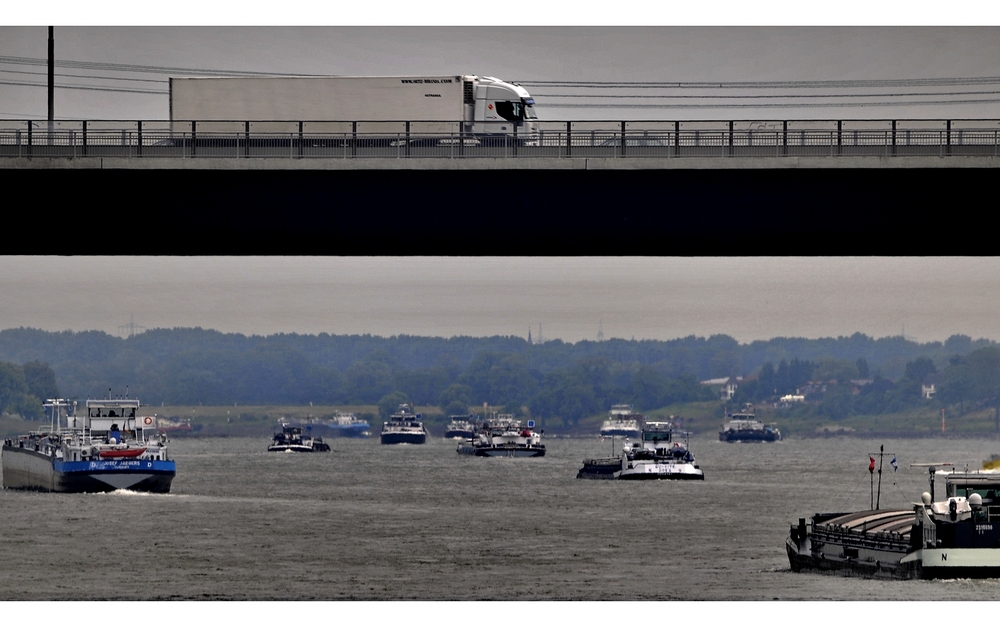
top-left (951, 486), bottom-right (1000, 503)
top-left (88, 406), bottom-right (137, 418)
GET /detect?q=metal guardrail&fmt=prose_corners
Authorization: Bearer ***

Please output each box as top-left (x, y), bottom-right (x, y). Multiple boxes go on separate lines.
top-left (2, 120), bottom-right (999, 159)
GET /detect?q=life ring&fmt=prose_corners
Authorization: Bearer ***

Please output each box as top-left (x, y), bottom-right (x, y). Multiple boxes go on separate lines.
top-left (143, 416), bottom-right (153, 426)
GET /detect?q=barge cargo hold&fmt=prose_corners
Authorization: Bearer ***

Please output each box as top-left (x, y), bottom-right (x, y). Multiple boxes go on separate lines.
top-left (787, 467), bottom-right (1000, 579)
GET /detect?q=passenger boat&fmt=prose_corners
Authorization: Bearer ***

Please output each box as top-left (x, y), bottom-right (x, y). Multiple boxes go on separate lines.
top-left (444, 415), bottom-right (476, 439)
top-left (600, 404), bottom-right (642, 439)
top-left (617, 422), bottom-right (704, 480)
top-left (787, 463), bottom-right (1000, 579)
top-left (2, 396), bottom-right (176, 493)
top-left (268, 424), bottom-right (331, 452)
top-left (380, 404), bottom-right (428, 445)
top-left (719, 403), bottom-right (781, 442)
top-left (456, 414), bottom-right (545, 457)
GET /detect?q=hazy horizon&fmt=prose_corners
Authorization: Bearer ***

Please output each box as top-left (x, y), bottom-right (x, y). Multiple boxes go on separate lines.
top-left (2, 256), bottom-right (998, 345)
top-left (3, 26), bottom-right (1000, 121)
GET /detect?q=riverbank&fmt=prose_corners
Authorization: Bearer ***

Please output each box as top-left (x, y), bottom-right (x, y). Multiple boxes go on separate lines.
top-left (3, 401), bottom-right (1000, 441)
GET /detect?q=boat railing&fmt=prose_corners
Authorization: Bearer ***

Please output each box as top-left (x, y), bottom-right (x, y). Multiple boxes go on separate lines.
top-left (809, 523), bottom-right (911, 552)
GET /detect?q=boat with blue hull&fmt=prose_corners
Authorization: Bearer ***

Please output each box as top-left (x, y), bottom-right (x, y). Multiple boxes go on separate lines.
top-left (311, 412), bottom-right (370, 438)
top-left (2, 397), bottom-right (176, 493)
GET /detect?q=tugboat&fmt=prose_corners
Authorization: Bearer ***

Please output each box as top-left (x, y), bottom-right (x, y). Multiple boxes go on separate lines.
top-left (719, 403), bottom-right (781, 442)
top-left (380, 404), bottom-right (428, 445)
top-left (456, 414), bottom-right (545, 457)
top-left (444, 415), bottom-right (476, 439)
top-left (617, 422), bottom-right (704, 480)
top-left (600, 404), bottom-right (643, 439)
top-left (267, 424), bottom-right (330, 452)
top-left (2, 395), bottom-right (176, 493)
top-left (787, 459), bottom-right (1000, 579)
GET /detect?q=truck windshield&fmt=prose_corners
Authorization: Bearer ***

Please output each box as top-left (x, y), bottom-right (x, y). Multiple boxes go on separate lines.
top-left (495, 100), bottom-right (537, 122)
top-left (523, 98), bottom-right (537, 119)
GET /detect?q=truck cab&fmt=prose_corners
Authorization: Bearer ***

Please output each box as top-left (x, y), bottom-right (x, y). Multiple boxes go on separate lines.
top-left (470, 76), bottom-right (538, 144)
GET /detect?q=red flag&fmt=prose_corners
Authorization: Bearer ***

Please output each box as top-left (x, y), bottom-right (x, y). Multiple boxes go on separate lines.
top-left (869, 457), bottom-right (876, 473)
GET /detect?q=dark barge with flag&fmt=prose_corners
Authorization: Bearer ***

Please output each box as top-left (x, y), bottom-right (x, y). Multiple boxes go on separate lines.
top-left (787, 464), bottom-right (1000, 579)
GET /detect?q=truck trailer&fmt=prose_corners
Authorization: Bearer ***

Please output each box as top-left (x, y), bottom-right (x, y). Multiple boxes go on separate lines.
top-left (168, 74), bottom-right (538, 146)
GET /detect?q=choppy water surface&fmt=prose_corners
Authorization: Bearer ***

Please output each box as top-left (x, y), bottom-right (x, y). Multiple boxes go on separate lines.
top-left (3, 434), bottom-right (1000, 600)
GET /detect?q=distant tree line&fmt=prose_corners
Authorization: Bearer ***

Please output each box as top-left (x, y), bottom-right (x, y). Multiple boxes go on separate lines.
top-left (0, 361), bottom-right (59, 419)
top-left (0, 327), bottom-right (997, 423)
top-left (732, 346), bottom-right (1000, 424)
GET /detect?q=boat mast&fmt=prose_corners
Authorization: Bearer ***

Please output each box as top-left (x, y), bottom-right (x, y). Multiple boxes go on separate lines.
top-left (876, 444), bottom-right (884, 510)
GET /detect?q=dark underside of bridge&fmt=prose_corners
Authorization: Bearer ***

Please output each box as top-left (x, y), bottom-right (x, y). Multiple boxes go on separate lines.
top-left (12, 167), bottom-right (994, 254)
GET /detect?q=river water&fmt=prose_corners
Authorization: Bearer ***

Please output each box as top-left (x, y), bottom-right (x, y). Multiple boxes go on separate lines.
top-left (3, 433), bottom-right (1000, 603)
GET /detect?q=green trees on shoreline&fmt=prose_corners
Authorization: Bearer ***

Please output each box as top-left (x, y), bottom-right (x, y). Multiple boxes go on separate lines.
top-left (2, 327), bottom-right (1000, 425)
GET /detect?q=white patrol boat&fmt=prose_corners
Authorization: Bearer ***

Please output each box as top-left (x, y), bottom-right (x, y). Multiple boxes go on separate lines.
top-left (2, 396), bottom-right (176, 493)
top-left (457, 414), bottom-right (545, 457)
top-left (618, 422), bottom-right (704, 480)
top-left (380, 404), bottom-right (428, 445)
top-left (600, 404), bottom-right (643, 439)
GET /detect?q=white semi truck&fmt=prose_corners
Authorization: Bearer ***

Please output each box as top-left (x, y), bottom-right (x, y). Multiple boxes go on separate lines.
top-left (168, 74), bottom-right (538, 146)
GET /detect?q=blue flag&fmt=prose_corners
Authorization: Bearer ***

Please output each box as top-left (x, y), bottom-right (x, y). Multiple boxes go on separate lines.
top-left (891, 456), bottom-right (898, 472)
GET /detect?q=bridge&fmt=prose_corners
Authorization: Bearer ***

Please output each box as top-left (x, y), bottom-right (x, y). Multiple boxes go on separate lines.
top-left (2, 118), bottom-right (999, 169)
top-left (3, 117), bottom-right (991, 255)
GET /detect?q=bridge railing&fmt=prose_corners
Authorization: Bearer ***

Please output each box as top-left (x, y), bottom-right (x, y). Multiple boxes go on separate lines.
top-left (1, 120), bottom-right (999, 159)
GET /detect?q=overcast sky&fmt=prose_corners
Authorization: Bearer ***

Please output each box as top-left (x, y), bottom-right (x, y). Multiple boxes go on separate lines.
top-left (2, 257), bottom-right (998, 345)
top-left (2, 25), bottom-right (1000, 120)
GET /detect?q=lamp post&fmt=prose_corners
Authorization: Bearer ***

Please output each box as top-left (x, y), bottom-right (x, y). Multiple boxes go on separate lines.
top-left (47, 26), bottom-right (54, 144)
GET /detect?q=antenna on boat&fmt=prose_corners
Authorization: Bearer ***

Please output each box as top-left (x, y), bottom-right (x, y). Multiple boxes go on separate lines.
top-left (911, 462), bottom-right (954, 502)
top-left (876, 445), bottom-right (884, 509)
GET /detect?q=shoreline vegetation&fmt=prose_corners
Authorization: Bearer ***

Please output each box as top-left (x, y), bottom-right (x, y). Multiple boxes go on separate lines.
top-left (3, 328), bottom-right (1000, 442)
top-left (5, 401), bottom-right (1000, 441)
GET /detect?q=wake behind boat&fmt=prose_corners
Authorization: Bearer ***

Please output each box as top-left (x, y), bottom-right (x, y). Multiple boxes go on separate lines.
top-left (2, 396), bottom-right (176, 493)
